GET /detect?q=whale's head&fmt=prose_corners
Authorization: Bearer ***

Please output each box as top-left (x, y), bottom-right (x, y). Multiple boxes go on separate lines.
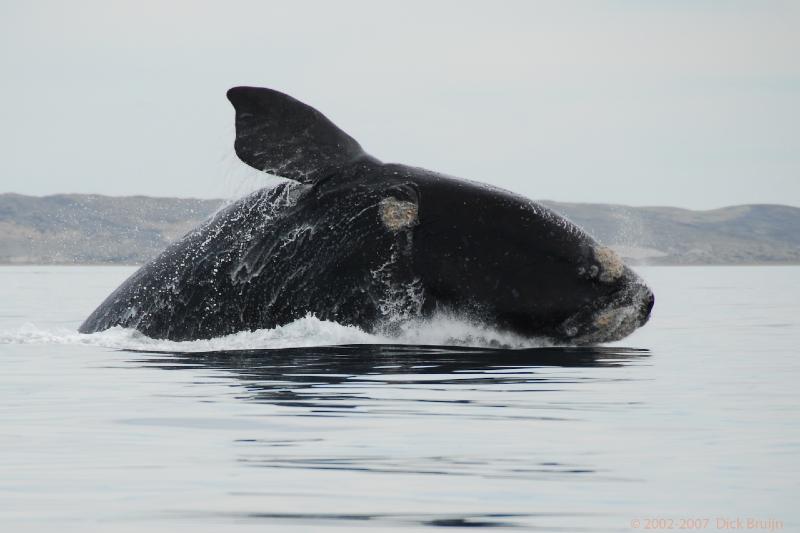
top-left (396, 168), bottom-right (654, 344)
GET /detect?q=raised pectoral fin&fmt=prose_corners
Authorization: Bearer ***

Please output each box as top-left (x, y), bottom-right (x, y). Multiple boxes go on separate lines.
top-left (227, 86), bottom-right (370, 184)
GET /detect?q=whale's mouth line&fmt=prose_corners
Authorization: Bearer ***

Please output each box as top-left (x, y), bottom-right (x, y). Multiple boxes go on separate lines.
top-left (557, 281), bottom-right (654, 345)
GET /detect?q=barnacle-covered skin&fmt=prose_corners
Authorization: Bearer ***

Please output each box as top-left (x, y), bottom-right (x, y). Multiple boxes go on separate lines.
top-left (80, 87), bottom-right (653, 343)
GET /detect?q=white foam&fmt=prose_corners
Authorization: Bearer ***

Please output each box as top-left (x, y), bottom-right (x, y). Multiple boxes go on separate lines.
top-left (391, 314), bottom-right (551, 349)
top-left (0, 313), bottom-right (549, 352)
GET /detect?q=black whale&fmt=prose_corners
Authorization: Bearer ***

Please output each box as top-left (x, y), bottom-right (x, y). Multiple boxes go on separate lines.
top-left (79, 87), bottom-right (654, 344)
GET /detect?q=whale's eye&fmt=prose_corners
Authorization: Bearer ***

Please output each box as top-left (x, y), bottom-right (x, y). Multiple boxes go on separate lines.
top-left (379, 197), bottom-right (418, 231)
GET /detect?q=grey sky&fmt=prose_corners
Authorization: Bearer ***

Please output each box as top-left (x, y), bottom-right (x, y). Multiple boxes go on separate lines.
top-left (1, 0), bottom-right (797, 209)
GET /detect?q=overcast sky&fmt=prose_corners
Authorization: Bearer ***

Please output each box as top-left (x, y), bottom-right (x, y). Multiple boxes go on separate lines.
top-left (1, 0), bottom-right (797, 209)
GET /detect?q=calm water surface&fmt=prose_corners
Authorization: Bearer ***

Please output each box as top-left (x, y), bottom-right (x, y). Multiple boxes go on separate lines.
top-left (1, 266), bottom-right (798, 532)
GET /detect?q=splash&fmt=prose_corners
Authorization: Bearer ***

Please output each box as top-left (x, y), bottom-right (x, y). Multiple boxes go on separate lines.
top-left (0, 313), bottom-right (550, 352)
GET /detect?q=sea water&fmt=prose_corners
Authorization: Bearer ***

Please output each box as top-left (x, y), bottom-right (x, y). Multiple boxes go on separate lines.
top-left (0, 266), bottom-right (798, 532)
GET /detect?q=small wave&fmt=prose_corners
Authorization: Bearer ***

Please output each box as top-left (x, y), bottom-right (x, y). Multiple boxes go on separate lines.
top-left (0, 314), bottom-right (550, 351)
top-left (390, 314), bottom-right (551, 349)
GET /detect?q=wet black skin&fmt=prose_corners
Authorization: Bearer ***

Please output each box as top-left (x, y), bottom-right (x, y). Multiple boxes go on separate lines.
top-left (79, 87), bottom-right (653, 343)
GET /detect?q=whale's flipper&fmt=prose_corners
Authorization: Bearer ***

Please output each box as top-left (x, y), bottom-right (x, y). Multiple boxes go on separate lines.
top-left (227, 86), bottom-right (371, 184)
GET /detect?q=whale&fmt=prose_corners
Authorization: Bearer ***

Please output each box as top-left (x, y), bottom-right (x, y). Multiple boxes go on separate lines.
top-left (79, 86), bottom-right (654, 344)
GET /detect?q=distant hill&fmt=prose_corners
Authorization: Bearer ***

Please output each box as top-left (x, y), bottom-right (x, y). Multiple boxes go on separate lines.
top-left (0, 193), bottom-right (221, 264)
top-left (1, 193), bottom-right (798, 265)
top-left (541, 201), bottom-right (800, 265)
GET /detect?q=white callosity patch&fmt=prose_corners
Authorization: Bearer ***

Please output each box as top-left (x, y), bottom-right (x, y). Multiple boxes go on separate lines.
top-left (592, 284), bottom-right (648, 337)
top-left (569, 281), bottom-right (651, 344)
top-left (379, 197), bottom-right (418, 231)
top-left (594, 246), bottom-right (625, 283)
